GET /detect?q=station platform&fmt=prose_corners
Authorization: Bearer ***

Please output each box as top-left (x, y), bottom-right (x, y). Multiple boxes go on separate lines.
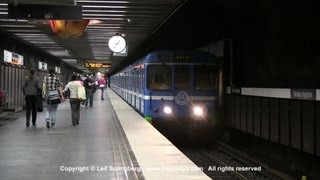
top-left (0, 89), bottom-right (210, 180)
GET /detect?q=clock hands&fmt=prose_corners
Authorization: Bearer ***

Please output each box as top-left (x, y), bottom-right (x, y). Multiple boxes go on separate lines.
top-left (108, 35), bottom-right (126, 52)
top-left (114, 40), bottom-right (121, 47)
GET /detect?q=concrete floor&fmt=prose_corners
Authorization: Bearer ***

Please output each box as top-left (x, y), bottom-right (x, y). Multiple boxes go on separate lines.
top-left (0, 93), bottom-right (126, 180)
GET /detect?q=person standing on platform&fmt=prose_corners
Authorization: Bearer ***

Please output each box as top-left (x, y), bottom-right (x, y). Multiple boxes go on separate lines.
top-left (98, 75), bottom-right (106, 100)
top-left (22, 68), bottom-right (41, 127)
top-left (42, 68), bottom-right (64, 128)
top-left (63, 74), bottom-right (83, 126)
top-left (81, 74), bottom-right (95, 107)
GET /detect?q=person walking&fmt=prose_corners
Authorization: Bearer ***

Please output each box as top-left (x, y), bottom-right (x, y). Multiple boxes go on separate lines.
top-left (63, 74), bottom-right (84, 126)
top-left (42, 68), bottom-right (64, 128)
top-left (22, 68), bottom-right (41, 127)
top-left (98, 75), bottom-right (106, 100)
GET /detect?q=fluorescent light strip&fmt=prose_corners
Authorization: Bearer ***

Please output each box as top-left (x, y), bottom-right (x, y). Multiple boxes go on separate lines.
top-left (83, 10), bottom-right (126, 13)
top-left (87, 26), bottom-right (122, 29)
top-left (8, 30), bottom-right (42, 32)
top-left (84, 17), bottom-right (125, 20)
top-left (0, 25), bottom-right (35, 27)
top-left (0, 19), bottom-right (28, 22)
top-left (78, 0), bottom-right (130, 3)
top-left (21, 35), bottom-right (50, 37)
top-left (28, 41), bottom-right (57, 44)
top-left (20, 37), bottom-right (54, 39)
top-left (49, 51), bottom-right (70, 55)
top-left (63, 60), bottom-right (77, 62)
top-left (83, 14), bottom-right (126, 17)
top-left (15, 33), bottom-right (45, 36)
top-left (82, 5), bottom-right (128, 8)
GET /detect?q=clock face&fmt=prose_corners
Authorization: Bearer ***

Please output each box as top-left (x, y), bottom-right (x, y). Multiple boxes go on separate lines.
top-left (108, 35), bottom-right (126, 53)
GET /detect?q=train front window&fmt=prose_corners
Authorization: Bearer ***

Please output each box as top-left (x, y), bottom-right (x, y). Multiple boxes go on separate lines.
top-left (147, 65), bottom-right (172, 90)
top-left (194, 65), bottom-right (217, 90)
top-left (174, 65), bottom-right (190, 90)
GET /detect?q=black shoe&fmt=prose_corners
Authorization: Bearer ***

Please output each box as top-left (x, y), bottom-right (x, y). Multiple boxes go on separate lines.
top-left (73, 123), bottom-right (76, 126)
top-left (26, 120), bottom-right (30, 127)
top-left (46, 121), bottom-right (50, 128)
top-left (32, 123), bottom-right (37, 126)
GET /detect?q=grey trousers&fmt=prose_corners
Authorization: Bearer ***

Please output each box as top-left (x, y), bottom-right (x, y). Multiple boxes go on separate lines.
top-left (69, 98), bottom-right (81, 124)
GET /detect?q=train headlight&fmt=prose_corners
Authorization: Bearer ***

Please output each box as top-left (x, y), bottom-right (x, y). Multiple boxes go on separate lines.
top-left (163, 106), bottom-right (172, 114)
top-left (193, 106), bottom-right (204, 116)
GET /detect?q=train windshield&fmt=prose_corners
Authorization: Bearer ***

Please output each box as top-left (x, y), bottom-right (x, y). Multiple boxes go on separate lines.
top-left (174, 65), bottom-right (190, 90)
top-left (147, 65), bottom-right (172, 90)
top-left (194, 65), bottom-right (217, 90)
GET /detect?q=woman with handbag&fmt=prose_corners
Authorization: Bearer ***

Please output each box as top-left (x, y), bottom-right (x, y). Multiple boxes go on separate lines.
top-left (22, 68), bottom-right (41, 127)
top-left (63, 74), bottom-right (85, 126)
top-left (42, 68), bottom-right (64, 128)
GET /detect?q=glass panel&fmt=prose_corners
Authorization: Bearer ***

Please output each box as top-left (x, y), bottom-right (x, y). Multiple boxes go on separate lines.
top-left (194, 65), bottom-right (217, 90)
top-left (174, 65), bottom-right (190, 90)
top-left (147, 65), bottom-right (171, 90)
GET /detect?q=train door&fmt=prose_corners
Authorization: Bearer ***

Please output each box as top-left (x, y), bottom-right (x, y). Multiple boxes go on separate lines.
top-left (124, 72), bottom-right (128, 100)
top-left (141, 67), bottom-right (145, 114)
top-left (132, 70), bottom-right (136, 107)
top-left (136, 69), bottom-right (141, 111)
top-left (128, 71), bottom-right (131, 103)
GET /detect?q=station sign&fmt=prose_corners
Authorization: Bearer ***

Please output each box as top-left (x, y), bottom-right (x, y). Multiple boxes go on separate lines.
top-left (291, 89), bottom-right (316, 100)
top-left (85, 62), bottom-right (111, 68)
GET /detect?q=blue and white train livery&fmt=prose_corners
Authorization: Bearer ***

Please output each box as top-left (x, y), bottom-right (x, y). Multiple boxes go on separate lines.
top-left (110, 49), bottom-right (219, 123)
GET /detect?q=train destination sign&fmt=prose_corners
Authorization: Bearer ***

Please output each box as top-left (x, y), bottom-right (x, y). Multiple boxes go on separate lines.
top-left (85, 62), bottom-right (111, 68)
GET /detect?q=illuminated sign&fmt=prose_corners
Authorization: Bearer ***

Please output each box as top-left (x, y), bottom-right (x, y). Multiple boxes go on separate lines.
top-left (4, 50), bottom-right (24, 65)
top-left (85, 62), bottom-right (111, 68)
top-left (38, 61), bottom-right (48, 70)
top-left (174, 55), bottom-right (192, 61)
top-left (55, 66), bottom-right (61, 73)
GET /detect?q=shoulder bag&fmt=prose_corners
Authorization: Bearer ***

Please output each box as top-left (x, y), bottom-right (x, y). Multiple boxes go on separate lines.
top-left (77, 85), bottom-right (86, 101)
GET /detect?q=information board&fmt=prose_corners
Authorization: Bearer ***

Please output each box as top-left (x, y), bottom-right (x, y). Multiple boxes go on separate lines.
top-left (4, 50), bottom-right (24, 65)
top-left (85, 62), bottom-right (111, 68)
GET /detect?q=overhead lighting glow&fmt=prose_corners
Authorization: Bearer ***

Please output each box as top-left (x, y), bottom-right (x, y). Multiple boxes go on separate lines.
top-left (88, 19), bottom-right (103, 25)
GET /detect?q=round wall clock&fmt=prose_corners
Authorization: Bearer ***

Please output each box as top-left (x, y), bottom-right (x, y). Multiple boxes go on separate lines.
top-left (108, 35), bottom-right (126, 53)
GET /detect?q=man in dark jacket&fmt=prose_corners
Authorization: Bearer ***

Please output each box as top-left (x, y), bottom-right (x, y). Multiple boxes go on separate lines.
top-left (81, 74), bottom-right (95, 107)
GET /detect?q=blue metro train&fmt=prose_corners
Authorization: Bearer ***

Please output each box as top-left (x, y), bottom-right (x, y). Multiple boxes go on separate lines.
top-left (110, 49), bottom-right (219, 124)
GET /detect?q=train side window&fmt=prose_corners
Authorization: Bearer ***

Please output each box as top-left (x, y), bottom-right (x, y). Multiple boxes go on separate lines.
top-left (194, 65), bottom-right (217, 90)
top-left (147, 65), bottom-right (172, 90)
